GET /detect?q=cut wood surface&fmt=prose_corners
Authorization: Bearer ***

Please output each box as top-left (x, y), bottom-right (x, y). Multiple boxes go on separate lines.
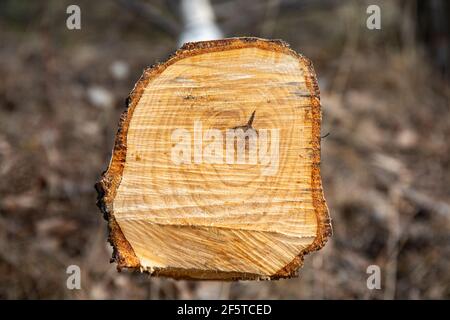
top-left (96, 37), bottom-right (331, 280)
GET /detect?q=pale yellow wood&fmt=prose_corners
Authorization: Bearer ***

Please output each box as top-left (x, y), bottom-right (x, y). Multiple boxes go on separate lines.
top-left (96, 38), bottom-right (331, 280)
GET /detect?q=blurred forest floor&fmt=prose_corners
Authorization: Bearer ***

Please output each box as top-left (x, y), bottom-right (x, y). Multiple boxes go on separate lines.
top-left (0, 0), bottom-right (448, 299)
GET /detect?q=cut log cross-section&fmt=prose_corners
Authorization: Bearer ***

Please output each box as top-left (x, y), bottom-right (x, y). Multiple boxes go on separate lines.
top-left (96, 37), bottom-right (331, 280)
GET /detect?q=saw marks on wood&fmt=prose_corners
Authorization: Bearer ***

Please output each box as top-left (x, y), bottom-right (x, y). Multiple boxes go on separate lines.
top-left (96, 37), bottom-right (331, 280)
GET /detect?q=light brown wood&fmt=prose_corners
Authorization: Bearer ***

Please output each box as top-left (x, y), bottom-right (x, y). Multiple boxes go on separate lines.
top-left (96, 38), bottom-right (331, 280)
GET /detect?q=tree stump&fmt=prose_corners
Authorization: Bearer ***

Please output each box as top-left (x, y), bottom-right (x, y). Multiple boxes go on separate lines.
top-left (96, 38), bottom-right (331, 280)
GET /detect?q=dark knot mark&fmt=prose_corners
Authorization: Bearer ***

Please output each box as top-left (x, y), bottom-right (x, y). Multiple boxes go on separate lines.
top-left (232, 110), bottom-right (257, 133)
top-left (231, 110), bottom-right (258, 152)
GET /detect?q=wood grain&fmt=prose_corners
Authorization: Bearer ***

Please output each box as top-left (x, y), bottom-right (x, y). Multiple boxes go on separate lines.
top-left (96, 37), bottom-right (331, 280)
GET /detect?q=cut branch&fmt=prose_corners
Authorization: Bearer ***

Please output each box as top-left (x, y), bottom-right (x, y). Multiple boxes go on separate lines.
top-left (96, 37), bottom-right (331, 280)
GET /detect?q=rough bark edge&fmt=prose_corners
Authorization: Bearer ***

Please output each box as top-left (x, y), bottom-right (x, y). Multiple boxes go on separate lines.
top-left (95, 37), bottom-right (332, 280)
